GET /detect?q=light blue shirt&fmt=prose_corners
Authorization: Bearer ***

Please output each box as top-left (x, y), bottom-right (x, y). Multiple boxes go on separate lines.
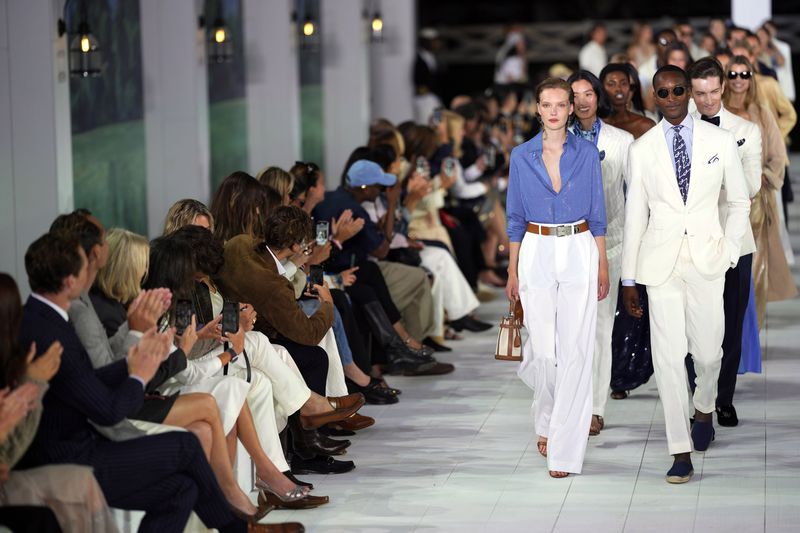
top-left (506, 131), bottom-right (606, 242)
top-left (622, 114), bottom-right (694, 287)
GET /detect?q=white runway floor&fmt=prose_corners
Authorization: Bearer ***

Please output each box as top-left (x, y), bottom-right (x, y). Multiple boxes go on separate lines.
top-left (263, 174), bottom-right (800, 533)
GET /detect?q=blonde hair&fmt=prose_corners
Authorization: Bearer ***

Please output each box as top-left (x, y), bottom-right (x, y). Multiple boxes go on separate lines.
top-left (163, 199), bottom-right (214, 235)
top-left (257, 166), bottom-right (295, 203)
top-left (441, 109), bottom-right (465, 158)
top-left (95, 228), bottom-right (149, 304)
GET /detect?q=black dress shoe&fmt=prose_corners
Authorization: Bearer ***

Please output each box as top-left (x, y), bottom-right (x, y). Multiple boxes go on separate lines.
top-left (398, 361), bottom-right (455, 376)
top-left (449, 316), bottom-right (493, 333)
top-left (423, 337), bottom-right (452, 352)
top-left (716, 404), bottom-right (738, 427)
top-left (346, 378), bottom-right (399, 405)
top-left (318, 425), bottom-right (356, 437)
top-left (317, 433), bottom-right (351, 451)
top-left (288, 416), bottom-right (349, 458)
top-left (290, 455), bottom-right (356, 475)
top-left (282, 471), bottom-right (313, 490)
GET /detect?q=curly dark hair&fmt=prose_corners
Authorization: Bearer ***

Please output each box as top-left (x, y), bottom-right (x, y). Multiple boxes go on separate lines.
top-left (263, 206), bottom-right (313, 250)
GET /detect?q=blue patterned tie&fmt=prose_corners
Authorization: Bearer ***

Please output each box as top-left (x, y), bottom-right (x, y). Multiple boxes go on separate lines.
top-left (672, 125), bottom-right (690, 203)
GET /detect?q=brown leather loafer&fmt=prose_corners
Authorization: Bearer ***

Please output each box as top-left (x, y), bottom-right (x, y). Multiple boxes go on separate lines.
top-left (299, 393), bottom-right (365, 430)
top-left (328, 413), bottom-right (375, 432)
top-left (247, 522), bottom-right (305, 533)
top-left (258, 490), bottom-right (330, 510)
top-left (328, 392), bottom-right (366, 410)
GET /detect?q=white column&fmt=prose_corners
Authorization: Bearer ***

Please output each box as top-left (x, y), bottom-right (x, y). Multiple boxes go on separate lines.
top-left (140, 0), bottom-right (209, 237)
top-left (243, 0), bottom-right (300, 173)
top-left (0, 0), bottom-right (73, 284)
top-left (732, 0), bottom-right (771, 30)
top-left (369, 0), bottom-right (415, 124)
top-left (321, 0), bottom-right (370, 187)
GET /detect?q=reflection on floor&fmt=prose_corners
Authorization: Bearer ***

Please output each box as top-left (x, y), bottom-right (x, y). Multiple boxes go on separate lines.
top-left (262, 175), bottom-right (800, 533)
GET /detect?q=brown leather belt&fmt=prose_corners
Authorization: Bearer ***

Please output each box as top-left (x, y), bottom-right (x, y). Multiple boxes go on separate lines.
top-left (526, 221), bottom-right (590, 237)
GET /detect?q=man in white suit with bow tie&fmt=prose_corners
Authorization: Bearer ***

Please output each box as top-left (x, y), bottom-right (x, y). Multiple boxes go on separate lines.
top-left (621, 65), bottom-right (750, 484)
top-left (686, 57), bottom-right (762, 428)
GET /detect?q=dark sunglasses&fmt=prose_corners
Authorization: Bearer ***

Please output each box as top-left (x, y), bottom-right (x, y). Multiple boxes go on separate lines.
top-left (655, 86), bottom-right (687, 99)
top-left (727, 71), bottom-right (752, 80)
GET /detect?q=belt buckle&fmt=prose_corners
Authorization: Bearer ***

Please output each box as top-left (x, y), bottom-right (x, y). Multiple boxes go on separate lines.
top-left (555, 225), bottom-right (570, 237)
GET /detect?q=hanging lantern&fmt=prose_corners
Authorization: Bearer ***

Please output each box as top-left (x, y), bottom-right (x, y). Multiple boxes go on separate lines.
top-left (208, 17), bottom-right (233, 63)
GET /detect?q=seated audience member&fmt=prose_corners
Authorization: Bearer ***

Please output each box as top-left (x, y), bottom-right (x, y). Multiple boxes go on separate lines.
top-left (17, 231), bottom-right (303, 532)
top-left (144, 234), bottom-right (328, 509)
top-left (258, 166), bottom-right (295, 206)
top-left (168, 223), bottom-right (365, 471)
top-left (90, 228), bottom-right (150, 337)
top-left (289, 162), bottom-right (327, 215)
top-left (0, 273), bottom-right (117, 533)
top-left (163, 198), bottom-right (215, 234)
top-left (212, 173), bottom-right (366, 474)
top-left (51, 211), bottom-right (165, 368)
top-left (337, 151), bottom-right (441, 351)
top-left (313, 160), bottom-right (453, 375)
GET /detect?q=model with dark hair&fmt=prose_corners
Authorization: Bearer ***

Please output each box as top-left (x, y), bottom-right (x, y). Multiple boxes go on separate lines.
top-left (567, 70), bottom-right (634, 435)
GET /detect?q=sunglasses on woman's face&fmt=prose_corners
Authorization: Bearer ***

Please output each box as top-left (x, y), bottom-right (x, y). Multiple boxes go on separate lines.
top-left (727, 71), bottom-right (752, 80)
top-left (655, 86), bottom-right (687, 99)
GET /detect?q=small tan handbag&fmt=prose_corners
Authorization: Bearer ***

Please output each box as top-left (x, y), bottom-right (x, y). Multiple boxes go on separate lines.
top-left (495, 300), bottom-right (524, 361)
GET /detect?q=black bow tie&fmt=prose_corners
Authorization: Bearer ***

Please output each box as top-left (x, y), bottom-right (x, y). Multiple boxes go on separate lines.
top-left (701, 115), bottom-right (721, 126)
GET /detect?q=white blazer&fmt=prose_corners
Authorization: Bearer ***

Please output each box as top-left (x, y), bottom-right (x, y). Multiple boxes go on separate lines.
top-left (691, 106), bottom-right (762, 256)
top-left (596, 121), bottom-right (634, 252)
top-left (621, 117), bottom-right (751, 286)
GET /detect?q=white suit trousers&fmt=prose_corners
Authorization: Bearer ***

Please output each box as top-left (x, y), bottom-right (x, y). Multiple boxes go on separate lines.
top-left (420, 245), bottom-right (480, 337)
top-left (646, 238), bottom-right (725, 455)
top-left (591, 244), bottom-right (622, 417)
top-left (237, 332), bottom-right (310, 432)
top-left (318, 328), bottom-right (348, 397)
top-left (516, 228), bottom-right (598, 474)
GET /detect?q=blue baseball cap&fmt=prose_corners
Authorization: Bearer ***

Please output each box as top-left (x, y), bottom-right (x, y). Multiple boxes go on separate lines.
top-left (346, 160), bottom-right (397, 188)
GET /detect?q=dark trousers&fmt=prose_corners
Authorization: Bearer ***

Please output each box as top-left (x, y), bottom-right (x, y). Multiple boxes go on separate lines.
top-left (272, 338), bottom-right (329, 395)
top-left (89, 431), bottom-right (244, 533)
top-left (345, 260), bottom-right (402, 323)
top-left (331, 288), bottom-right (372, 373)
top-left (686, 253), bottom-right (752, 406)
top-left (0, 506), bottom-right (62, 532)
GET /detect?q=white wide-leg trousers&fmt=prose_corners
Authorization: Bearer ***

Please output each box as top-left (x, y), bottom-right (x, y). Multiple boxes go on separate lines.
top-left (646, 238), bottom-right (725, 455)
top-left (517, 227), bottom-right (598, 474)
top-left (591, 244), bottom-right (622, 417)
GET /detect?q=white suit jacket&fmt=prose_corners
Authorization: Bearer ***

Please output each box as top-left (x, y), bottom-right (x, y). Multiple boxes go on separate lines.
top-left (596, 121), bottom-right (634, 253)
top-left (691, 106), bottom-right (762, 256)
top-left (621, 118), bottom-right (751, 286)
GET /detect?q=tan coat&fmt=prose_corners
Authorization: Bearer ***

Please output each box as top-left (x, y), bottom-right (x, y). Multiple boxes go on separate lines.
top-left (756, 74), bottom-right (797, 164)
top-left (746, 103), bottom-right (797, 327)
top-left (218, 234), bottom-right (334, 345)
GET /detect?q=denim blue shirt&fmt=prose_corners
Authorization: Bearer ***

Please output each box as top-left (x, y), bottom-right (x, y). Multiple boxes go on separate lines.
top-left (662, 114), bottom-right (694, 176)
top-left (506, 131), bottom-right (607, 242)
